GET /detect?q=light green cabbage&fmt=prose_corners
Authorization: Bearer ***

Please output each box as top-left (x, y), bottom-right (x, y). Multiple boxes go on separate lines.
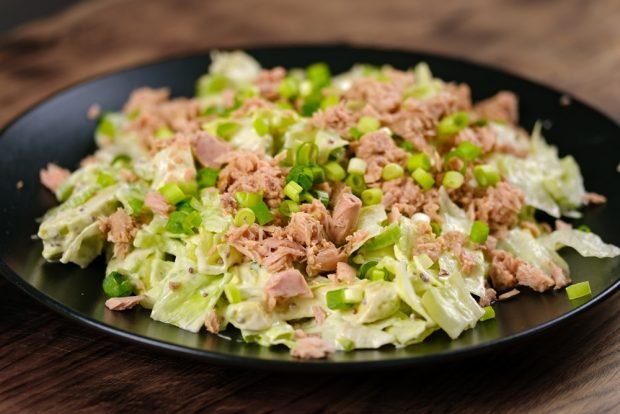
top-left (39, 185), bottom-right (120, 266)
top-left (150, 264), bottom-right (231, 332)
top-left (420, 273), bottom-right (484, 339)
top-left (208, 50), bottom-right (261, 86)
top-left (491, 123), bottom-right (585, 217)
top-left (541, 228), bottom-right (620, 258)
top-left (439, 187), bottom-right (471, 234)
top-left (498, 228), bottom-right (569, 275)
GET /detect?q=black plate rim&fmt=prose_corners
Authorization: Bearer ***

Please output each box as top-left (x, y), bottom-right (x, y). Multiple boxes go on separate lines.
top-left (1, 44), bottom-right (619, 371)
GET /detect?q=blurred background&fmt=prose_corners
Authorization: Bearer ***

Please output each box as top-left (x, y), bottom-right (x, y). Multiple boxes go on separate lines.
top-left (0, 0), bottom-right (618, 127)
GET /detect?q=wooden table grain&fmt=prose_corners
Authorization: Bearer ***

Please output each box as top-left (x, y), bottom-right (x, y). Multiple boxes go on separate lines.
top-left (0, 1), bottom-right (618, 412)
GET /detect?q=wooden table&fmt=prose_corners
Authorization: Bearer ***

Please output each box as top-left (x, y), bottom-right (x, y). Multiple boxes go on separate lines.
top-left (1, 1), bottom-right (618, 412)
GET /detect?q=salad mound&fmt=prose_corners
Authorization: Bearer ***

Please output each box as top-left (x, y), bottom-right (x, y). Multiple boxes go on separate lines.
top-left (37, 51), bottom-right (620, 359)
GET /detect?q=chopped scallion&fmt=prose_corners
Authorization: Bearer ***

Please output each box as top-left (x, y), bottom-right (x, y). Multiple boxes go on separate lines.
top-left (437, 111), bottom-right (470, 137)
top-left (345, 173), bottom-right (366, 196)
top-left (448, 141), bottom-right (482, 162)
top-left (442, 171), bottom-right (464, 189)
top-left (300, 192), bottom-right (314, 203)
top-left (470, 220), bottom-right (490, 244)
top-left (284, 181), bottom-right (303, 202)
top-left (480, 306), bottom-right (496, 321)
top-left (473, 164), bottom-right (500, 187)
top-left (234, 208), bottom-right (256, 227)
top-left (253, 116), bottom-right (269, 136)
top-left (412, 168), bottom-right (435, 191)
top-left (111, 154), bottom-right (131, 166)
top-left (566, 281), bottom-right (592, 300)
top-left (310, 165), bottom-right (325, 184)
top-left (359, 261), bottom-right (378, 279)
top-left (97, 115), bottom-right (116, 138)
top-left (368, 268), bottom-right (390, 281)
top-left (326, 289), bottom-right (354, 310)
top-left (343, 287), bottom-right (364, 303)
top-left (216, 122), bottom-right (240, 140)
top-left (356, 116), bottom-right (380, 134)
top-left (306, 62), bottom-right (331, 88)
top-left (296, 142), bottom-right (319, 166)
top-left (279, 200), bottom-right (300, 217)
top-left (196, 167), bottom-right (220, 188)
top-left (128, 199), bottom-right (144, 215)
top-left (349, 127), bottom-right (363, 140)
top-left (347, 157), bottom-right (367, 175)
top-left (406, 153), bottom-right (431, 172)
top-left (577, 224), bottom-right (591, 233)
top-left (102, 271), bottom-right (133, 298)
top-left (337, 337), bottom-right (355, 352)
top-left (361, 224), bottom-right (400, 252)
top-left (155, 126), bottom-right (174, 139)
top-left (314, 190), bottom-right (330, 207)
top-left (278, 76), bottom-right (299, 99)
top-left (250, 200), bottom-right (273, 225)
top-left (234, 191), bottom-right (262, 208)
top-left (382, 163), bottom-right (404, 181)
top-left (320, 94), bottom-right (339, 109)
top-left (286, 165), bottom-right (314, 191)
top-left (96, 171), bottom-right (116, 188)
top-left (399, 141), bottom-right (415, 152)
top-left (324, 162), bottom-right (346, 182)
top-left (361, 188), bottom-right (383, 206)
top-left (159, 183), bottom-right (186, 205)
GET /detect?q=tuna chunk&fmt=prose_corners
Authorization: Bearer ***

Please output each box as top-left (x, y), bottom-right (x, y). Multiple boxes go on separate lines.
top-left (204, 311), bottom-right (220, 334)
top-left (312, 306), bottom-right (327, 325)
top-left (255, 66), bottom-right (286, 101)
top-left (344, 78), bottom-right (402, 114)
top-left (40, 163), bottom-right (71, 193)
top-left (290, 335), bottom-right (334, 359)
top-left (286, 212), bottom-right (326, 246)
top-left (473, 91), bottom-right (518, 125)
top-left (307, 240), bottom-right (347, 276)
top-left (356, 130), bottom-right (408, 184)
top-left (264, 268), bottom-right (313, 310)
top-left (516, 262), bottom-right (554, 292)
top-left (547, 261), bottom-right (571, 289)
top-left (105, 295), bottom-right (144, 311)
top-left (489, 250), bottom-right (518, 290)
top-left (225, 225), bottom-right (306, 273)
top-left (583, 192), bottom-right (606, 205)
top-left (300, 199), bottom-right (331, 230)
top-left (97, 208), bottom-right (138, 258)
top-left (144, 191), bottom-right (173, 216)
top-left (489, 250), bottom-right (555, 292)
top-left (329, 188), bottom-right (362, 245)
top-left (192, 132), bottom-right (232, 168)
top-left (382, 179), bottom-right (440, 221)
top-left (454, 126), bottom-right (496, 153)
top-left (123, 92), bottom-right (203, 150)
top-left (478, 287), bottom-right (497, 307)
top-left (230, 97), bottom-right (275, 118)
top-left (425, 84), bottom-right (472, 119)
top-left (335, 262), bottom-right (357, 284)
top-left (123, 87), bottom-right (170, 114)
top-left (309, 103), bottom-right (356, 138)
top-left (382, 177), bottom-right (421, 216)
top-left (218, 151), bottom-right (286, 209)
top-left (384, 99), bottom-right (436, 152)
top-left (474, 182), bottom-right (524, 232)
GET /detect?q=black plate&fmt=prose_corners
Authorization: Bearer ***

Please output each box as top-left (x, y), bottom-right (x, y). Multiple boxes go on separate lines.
top-left (1, 45), bottom-right (618, 371)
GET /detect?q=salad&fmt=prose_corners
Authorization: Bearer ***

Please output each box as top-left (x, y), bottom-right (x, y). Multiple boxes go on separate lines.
top-left (38, 51), bottom-right (620, 359)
